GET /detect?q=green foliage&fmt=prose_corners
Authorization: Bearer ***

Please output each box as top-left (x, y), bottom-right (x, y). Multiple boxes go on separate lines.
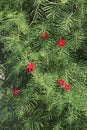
top-left (0, 0), bottom-right (87, 130)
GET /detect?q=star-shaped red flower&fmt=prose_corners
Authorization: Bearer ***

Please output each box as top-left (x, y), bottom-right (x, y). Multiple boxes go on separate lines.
top-left (57, 39), bottom-right (65, 47)
top-left (57, 78), bottom-right (65, 86)
top-left (12, 88), bottom-right (21, 96)
top-left (26, 62), bottom-right (35, 72)
top-left (63, 84), bottom-right (70, 91)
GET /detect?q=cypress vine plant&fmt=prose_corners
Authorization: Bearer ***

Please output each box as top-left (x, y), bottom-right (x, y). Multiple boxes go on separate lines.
top-left (0, 0), bottom-right (87, 130)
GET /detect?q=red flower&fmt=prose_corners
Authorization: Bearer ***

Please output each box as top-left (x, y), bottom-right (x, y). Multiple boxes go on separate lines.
top-left (57, 39), bottom-right (65, 46)
top-left (63, 84), bottom-right (70, 91)
top-left (26, 62), bottom-right (35, 72)
top-left (12, 88), bottom-right (21, 96)
top-left (57, 78), bottom-right (65, 86)
top-left (41, 32), bottom-right (49, 40)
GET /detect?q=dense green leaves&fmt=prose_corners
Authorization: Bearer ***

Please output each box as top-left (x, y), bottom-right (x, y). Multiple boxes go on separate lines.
top-left (0, 0), bottom-right (87, 130)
